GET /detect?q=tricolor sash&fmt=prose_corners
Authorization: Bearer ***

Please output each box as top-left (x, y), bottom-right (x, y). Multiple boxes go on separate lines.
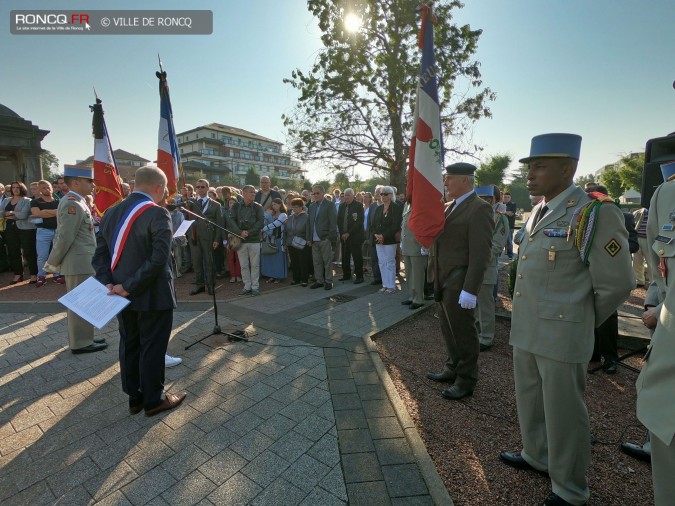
top-left (111, 196), bottom-right (156, 271)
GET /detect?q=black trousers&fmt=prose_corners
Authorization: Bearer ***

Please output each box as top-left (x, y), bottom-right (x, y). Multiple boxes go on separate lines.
top-left (593, 310), bottom-right (618, 362)
top-left (118, 308), bottom-right (172, 410)
top-left (289, 245), bottom-right (312, 283)
top-left (341, 236), bottom-right (364, 278)
top-left (4, 224), bottom-right (37, 276)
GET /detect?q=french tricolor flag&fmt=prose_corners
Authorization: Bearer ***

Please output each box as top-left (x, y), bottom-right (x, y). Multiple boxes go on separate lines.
top-left (156, 69), bottom-right (181, 197)
top-left (406, 3), bottom-right (445, 248)
top-left (91, 99), bottom-right (123, 215)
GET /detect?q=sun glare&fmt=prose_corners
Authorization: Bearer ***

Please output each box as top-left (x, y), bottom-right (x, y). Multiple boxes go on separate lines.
top-left (344, 13), bottom-right (362, 33)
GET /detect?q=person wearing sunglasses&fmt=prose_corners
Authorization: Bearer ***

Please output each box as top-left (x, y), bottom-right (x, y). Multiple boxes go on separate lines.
top-left (371, 186), bottom-right (402, 294)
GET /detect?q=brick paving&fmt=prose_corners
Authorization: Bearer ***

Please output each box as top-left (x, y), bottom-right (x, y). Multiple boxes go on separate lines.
top-left (0, 275), bottom-right (449, 505)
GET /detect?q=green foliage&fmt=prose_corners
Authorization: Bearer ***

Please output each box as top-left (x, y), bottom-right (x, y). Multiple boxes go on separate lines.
top-left (574, 173), bottom-right (597, 189)
top-left (615, 152), bottom-right (644, 190)
top-left (40, 150), bottom-right (60, 181)
top-left (503, 164), bottom-right (532, 212)
top-left (333, 172), bottom-right (350, 190)
top-left (244, 167), bottom-right (259, 186)
top-left (283, 0), bottom-right (494, 194)
top-left (599, 166), bottom-right (625, 198)
top-left (476, 154), bottom-right (510, 186)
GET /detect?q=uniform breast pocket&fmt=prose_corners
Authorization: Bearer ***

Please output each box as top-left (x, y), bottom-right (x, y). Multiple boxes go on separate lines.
top-left (537, 301), bottom-right (584, 322)
top-left (540, 237), bottom-right (575, 271)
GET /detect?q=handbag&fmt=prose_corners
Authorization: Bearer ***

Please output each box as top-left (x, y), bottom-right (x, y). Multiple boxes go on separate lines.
top-left (261, 238), bottom-right (278, 255)
top-left (290, 236), bottom-right (307, 250)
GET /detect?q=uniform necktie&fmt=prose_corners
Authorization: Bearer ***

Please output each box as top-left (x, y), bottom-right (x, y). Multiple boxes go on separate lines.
top-left (533, 205), bottom-right (548, 226)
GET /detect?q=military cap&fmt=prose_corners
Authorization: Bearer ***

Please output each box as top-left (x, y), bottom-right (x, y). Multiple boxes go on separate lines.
top-left (445, 162), bottom-right (477, 175)
top-left (519, 133), bottom-right (582, 163)
top-left (475, 185), bottom-right (495, 197)
top-left (63, 165), bottom-right (94, 179)
top-left (660, 161), bottom-right (675, 180)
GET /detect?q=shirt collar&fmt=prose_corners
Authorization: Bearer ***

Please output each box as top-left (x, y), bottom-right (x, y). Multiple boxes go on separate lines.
top-left (542, 184), bottom-right (576, 211)
top-left (131, 190), bottom-right (154, 201)
top-left (454, 189), bottom-right (475, 207)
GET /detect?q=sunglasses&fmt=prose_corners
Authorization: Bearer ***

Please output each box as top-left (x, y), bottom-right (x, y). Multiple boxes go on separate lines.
top-left (381, 193), bottom-right (391, 196)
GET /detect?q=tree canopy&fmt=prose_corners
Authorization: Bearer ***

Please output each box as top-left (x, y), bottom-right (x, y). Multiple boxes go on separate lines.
top-left (283, 0), bottom-right (494, 193)
top-left (40, 150), bottom-right (60, 181)
top-left (476, 154), bottom-right (510, 187)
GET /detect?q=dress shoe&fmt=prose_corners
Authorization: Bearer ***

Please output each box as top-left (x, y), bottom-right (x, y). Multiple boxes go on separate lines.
top-left (190, 286), bottom-right (205, 295)
top-left (9, 275), bottom-right (23, 285)
top-left (370, 279), bottom-right (382, 286)
top-left (353, 278), bottom-right (364, 284)
top-left (129, 400), bottom-right (144, 415)
top-left (251, 290), bottom-right (261, 296)
top-left (441, 384), bottom-right (473, 400)
top-left (401, 300), bottom-right (412, 305)
top-left (409, 303), bottom-right (424, 310)
top-left (324, 282), bottom-right (333, 290)
top-left (35, 276), bottom-right (47, 288)
top-left (542, 492), bottom-right (581, 505)
top-left (93, 338), bottom-right (106, 344)
top-left (602, 360), bottom-right (617, 374)
top-left (310, 282), bottom-right (323, 289)
top-left (426, 370), bottom-right (456, 383)
top-left (480, 343), bottom-right (492, 352)
top-left (620, 442), bottom-right (651, 462)
top-left (144, 391), bottom-right (187, 417)
top-left (499, 451), bottom-right (549, 476)
top-left (71, 342), bottom-right (108, 354)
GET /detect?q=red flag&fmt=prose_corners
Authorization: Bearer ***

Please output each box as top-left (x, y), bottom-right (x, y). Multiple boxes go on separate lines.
top-left (91, 99), bottom-right (123, 215)
top-left (407, 3), bottom-right (445, 248)
top-left (156, 69), bottom-right (182, 196)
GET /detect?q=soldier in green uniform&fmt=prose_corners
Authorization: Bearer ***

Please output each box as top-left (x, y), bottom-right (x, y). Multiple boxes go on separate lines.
top-left (44, 166), bottom-right (107, 354)
top-left (499, 134), bottom-right (634, 505)
top-left (636, 161), bottom-right (675, 506)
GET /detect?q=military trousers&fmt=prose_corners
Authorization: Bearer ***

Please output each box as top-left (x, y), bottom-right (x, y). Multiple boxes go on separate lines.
top-left (477, 283), bottom-right (496, 346)
top-left (403, 255), bottom-right (426, 305)
top-left (65, 273), bottom-right (95, 350)
top-left (437, 284), bottom-right (479, 390)
top-left (513, 346), bottom-right (590, 505)
top-left (650, 431), bottom-right (675, 506)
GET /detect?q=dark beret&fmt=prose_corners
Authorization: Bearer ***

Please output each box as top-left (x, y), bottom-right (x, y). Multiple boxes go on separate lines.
top-left (444, 162), bottom-right (477, 175)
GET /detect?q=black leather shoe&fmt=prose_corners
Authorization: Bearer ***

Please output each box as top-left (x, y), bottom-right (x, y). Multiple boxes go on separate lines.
top-left (409, 303), bottom-right (424, 310)
top-left (370, 279), bottom-right (382, 286)
top-left (499, 451), bottom-right (549, 476)
top-left (426, 370), bottom-right (455, 383)
top-left (602, 360), bottom-right (617, 374)
top-left (94, 338), bottom-right (106, 344)
top-left (324, 282), bottom-right (333, 290)
top-left (620, 442), bottom-right (651, 462)
top-left (310, 282), bottom-right (323, 289)
top-left (401, 300), bottom-right (412, 305)
top-left (441, 384), bottom-right (473, 400)
top-left (129, 400), bottom-right (144, 415)
top-left (72, 342), bottom-right (108, 354)
top-left (542, 492), bottom-right (580, 505)
top-left (190, 286), bottom-right (205, 295)
top-left (353, 278), bottom-right (364, 284)
top-left (480, 343), bottom-right (492, 352)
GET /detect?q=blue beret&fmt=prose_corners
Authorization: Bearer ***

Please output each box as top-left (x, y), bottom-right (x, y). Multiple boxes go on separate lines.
top-left (661, 161), bottom-right (675, 181)
top-left (519, 133), bottom-right (582, 163)
top-left (475, 185), bottom-right (495, 197)
top-left (63, 165), bottom-right (94, 179)
top-left (445, 162), bottom-right (477, 175)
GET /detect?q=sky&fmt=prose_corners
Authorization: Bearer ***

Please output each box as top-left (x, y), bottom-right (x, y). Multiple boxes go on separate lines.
top-left (2, 0), bottom-right (675, 183)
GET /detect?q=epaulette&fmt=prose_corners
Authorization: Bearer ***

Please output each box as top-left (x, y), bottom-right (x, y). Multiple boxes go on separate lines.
top-left (67, 196), bottom-right (77, 200)
top-left (570, 195), bottom-right (613, 265)
top-left (586, 191), bottom-right (615, 204)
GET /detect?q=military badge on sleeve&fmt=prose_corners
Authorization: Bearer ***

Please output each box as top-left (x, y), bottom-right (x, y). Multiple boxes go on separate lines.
top-left (604, 238), bottom-right (621, 257)
top-left (67, 206), bottom-right (77, 215)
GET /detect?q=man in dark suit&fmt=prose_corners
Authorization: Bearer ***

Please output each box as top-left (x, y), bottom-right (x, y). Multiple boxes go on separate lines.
top-left (186, 179), bottom-right (223, 295)
top-left (93, 166), bottom-right (186, 417)
top-left (307, 184), bottom-right (337, 290)
top-left (427, 163), bottom-right (494, 400)
top-left (337, 188), bottom-right (365, 283)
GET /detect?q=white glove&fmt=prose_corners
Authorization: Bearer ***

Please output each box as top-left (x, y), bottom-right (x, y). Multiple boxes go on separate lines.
top-left (420, 247), bottom-right (429, 256)
top-left (458, 290), bottom-right (477, 309)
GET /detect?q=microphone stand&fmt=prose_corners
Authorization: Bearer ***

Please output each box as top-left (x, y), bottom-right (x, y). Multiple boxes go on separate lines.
top-left (181, 205), bottom-right (248, 349)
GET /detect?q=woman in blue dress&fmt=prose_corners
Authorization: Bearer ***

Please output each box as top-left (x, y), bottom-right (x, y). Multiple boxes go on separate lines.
top-left (261, 198), bottom-right (288, 283)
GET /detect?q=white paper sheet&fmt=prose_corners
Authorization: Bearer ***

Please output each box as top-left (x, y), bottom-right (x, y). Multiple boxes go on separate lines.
top-left (58, 276), bottom-right (131, 329)
top-left (173, 220), bottom-right (194, 238)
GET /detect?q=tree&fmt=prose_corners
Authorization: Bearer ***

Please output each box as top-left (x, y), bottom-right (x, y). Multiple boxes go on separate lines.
top-left (244, 167), bottom-right (259, 186)
top-left (574, 173), bottom-right (597, 189)
top-left (599, 166), bottom-right (625, 198)
top-left (283, 0), bottom-right (494, 193)
top-left (333, 171), bottom-right (351, 190)
top-left (476, 154), bottom-right (510, 186)
top-left (504, 164), bottom-right (532, 212)
top-left (41, 149), bottom-right (60, 181)
top-left (615, 152), bottom-right (644, 190)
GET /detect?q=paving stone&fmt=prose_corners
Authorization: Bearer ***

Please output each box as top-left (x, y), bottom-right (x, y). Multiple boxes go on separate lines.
top-left (307, 433), bottom-right (341, 467)
top-left (381, 464), bottom-right (428, 498)
top-left (199, 448), bottom-right (248, 485)
top-left (315, 399), bottom-right (336, 423)
top-left (293, 413), bottom-right (334, 442)
top-left (269, 430), bottom-right (314, 463)
top-left (328, 378), bottom-right (358, 395)
top-left (257, 413), bottom-right (297, 439)
top-left (335, 409), bottom-right (368, 430)
top-left (121, 465), bottom-right (177, 505)
top-left (191, 407), bottom-right (232, 433)
top-left (229, 429), bottom-right (274, 461)
top-left (188, 391), bottom-right (226, 413)
top-left (196, 427), bottom-right (239, 456)
top-left (160, 470), bottom-right (217, 505)
top-left (227, 410), bottom-right (265, 436)
top-left (318, 463), bottom-right (348, 502)
top-left (357, 384), bottom-right (387, 400)
top-left (338, 428), bottom-right (376, 454)
top-left (249, 397), bottom-right (286, 420)
top-left (391, 496), bottom-right (434, 505)
top-left (299, 486), bottom-right (347, 506)
top-left (52, 484), bottom-right (92, 505)
top-left (125, 440), bottom-right (175, 474)
top-left (330, 393), bottom-right (362, 411)
top-left (220, 394), bottom-right (258, 417)
top-left (46, 456), bottom-right (100, 497)
top-left (280, 399), bottom-right (316, 423)
top-left (84, 461), bottom-right (138, 501)
top-left (0, 425), bottom-right (42, 455)
top-left (162, 422), bottom-right (207, 452)
top-left (207, 472), bottom-right (262, 506)
top-left (269, 384), bottom-right (306, 404)
top-left (282, 453), bottom-right (331, 493)
top-left (367, 416), bottom-right (405, 440)
top-left (250, 477), bottom-right (306, 506)
top-left (362, 399), bottom-right (395, 418)
top-left (241, 450), bottom-right (291, 487)
top-left (324, 355), bottom-right (350, 367)
top-left (341, 452), bottom-right (383, 483)
top-left (300, 385), bottom-right (332, 407)
top-left (2, 480), bottom-right (55, 506)
top-left (346, 481), bottom-right (392, 506)
top-left (260, 371), bottom-right (295, 390)
top-left (161, 444), bottom-right (212, 480)
top-left (326, 366), bottom-right (353, 380)
top-left (374, 438), bottom-right (415, 465)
